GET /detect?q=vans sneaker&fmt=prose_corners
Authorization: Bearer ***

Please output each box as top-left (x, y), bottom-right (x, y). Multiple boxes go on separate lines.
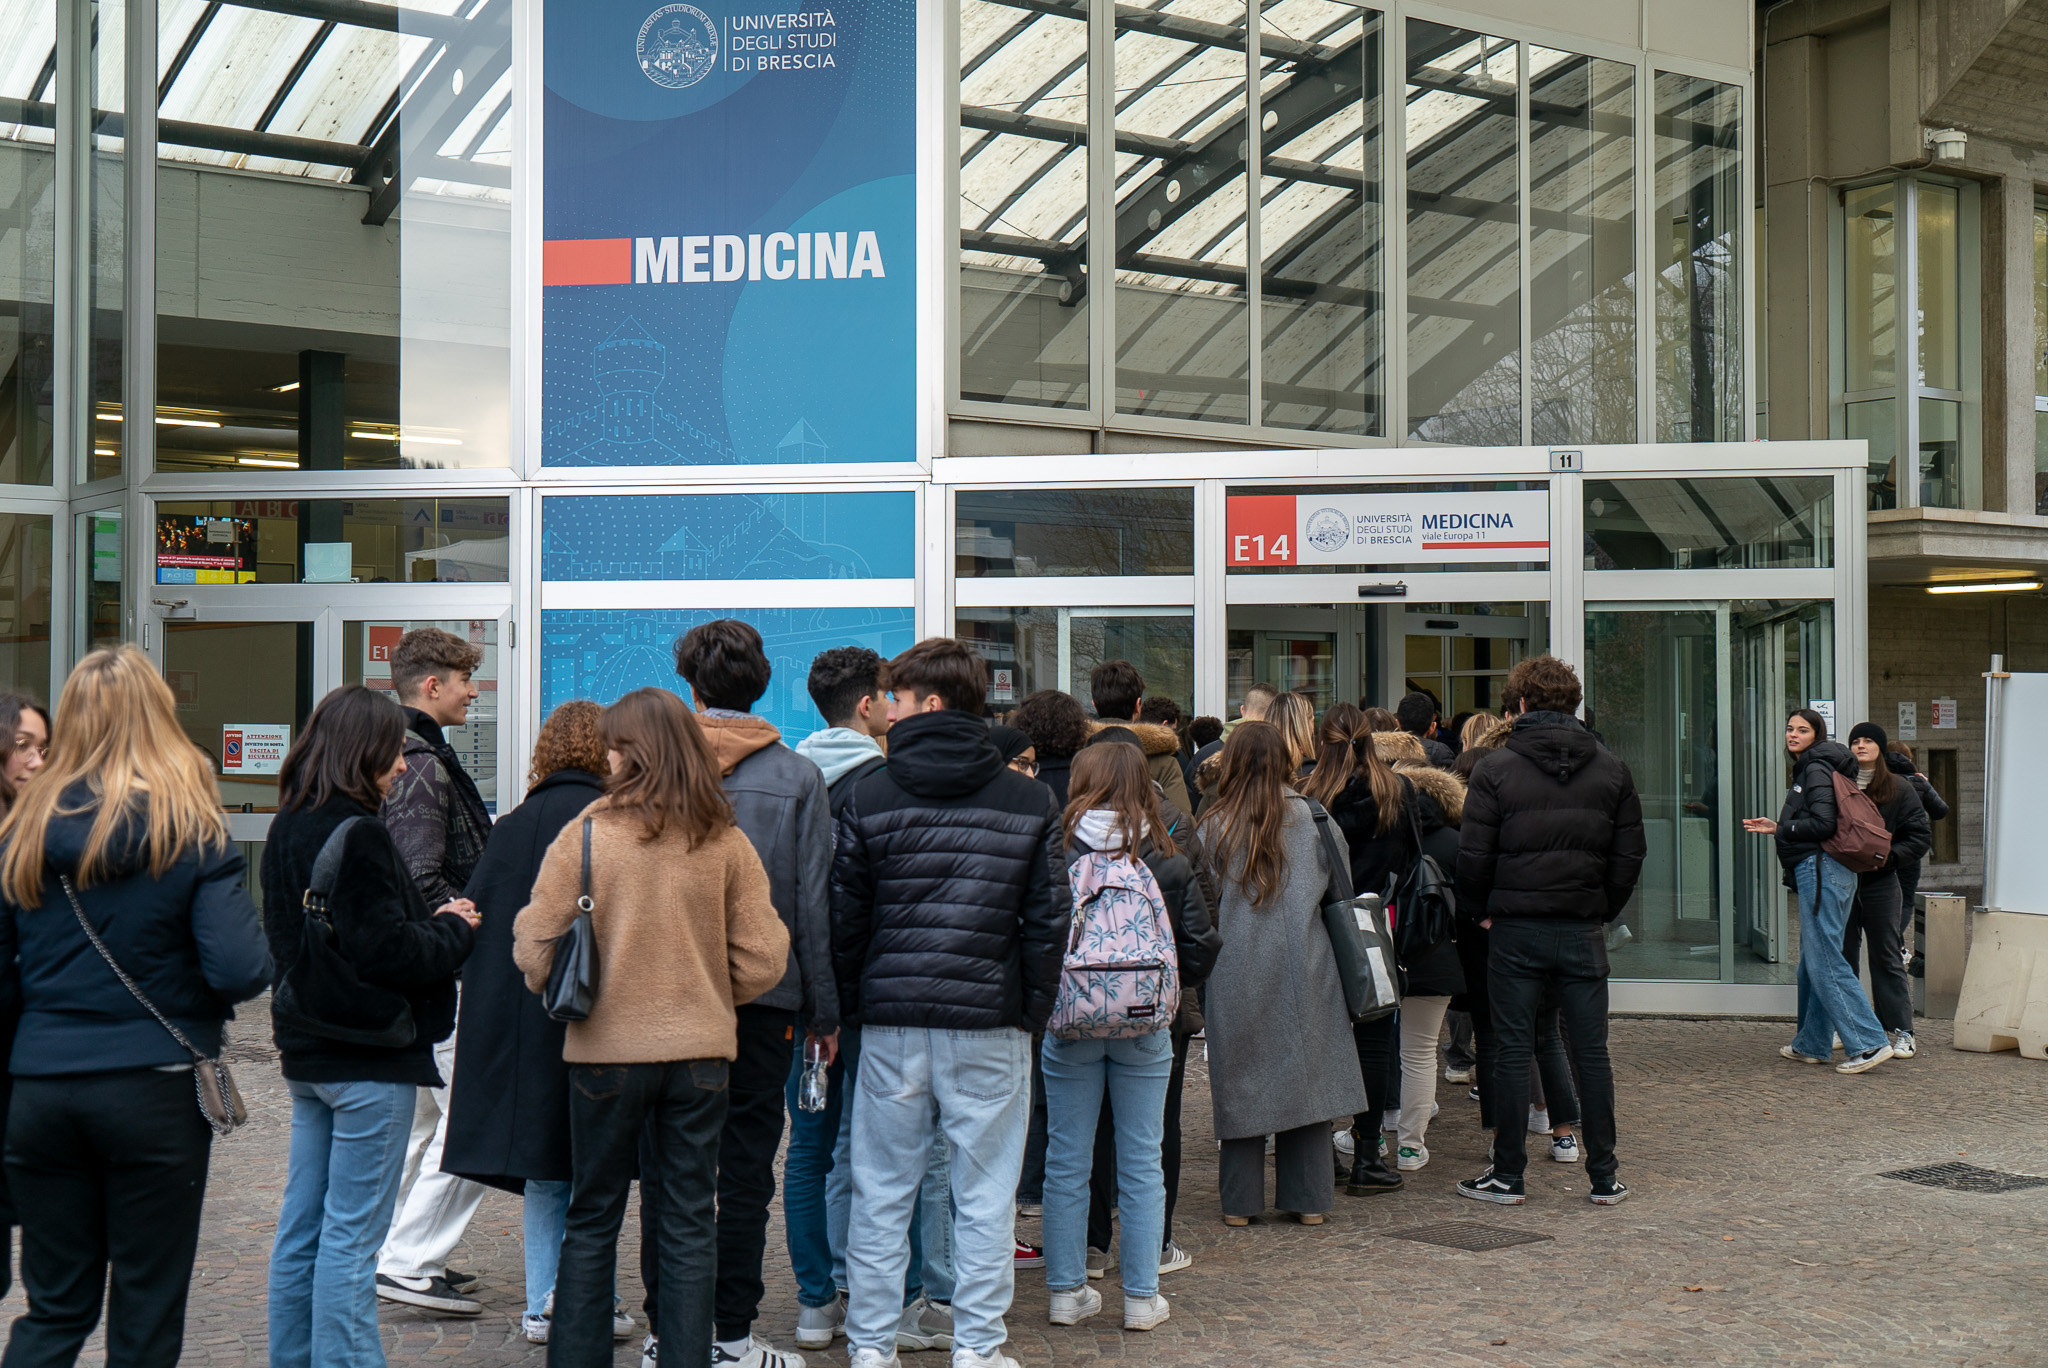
top-left (1837, 1043), bottom-right (1895, 1074)
top-left (1047, 1286), bottom-right (1101, 1326)
top-left (896, 1296), bottom-right (953, 1352)
top-left (1158, 1239), bottom-right (1193, 1275)
top-left (1551, 1133), bottom-right (1581, 1163)
top-left (1013, 1239), bottom-right (1043, 1269)
top-left (1395, 1143), bottom-right (1429, 1171)
top-left (1456, 1169), bottom-right (1525, 1205)
top-left (1590, 1177), bottom-right (1630, 1205)
top-left (796, 1293), bottom-right (846, 1350)
top-left (374, 1273), bottom-right (482, 1316)
top-left (1889, 1030), bottom-right (1917, 1059)
top-left (1123, 1294), bottom-right (1170, 1331)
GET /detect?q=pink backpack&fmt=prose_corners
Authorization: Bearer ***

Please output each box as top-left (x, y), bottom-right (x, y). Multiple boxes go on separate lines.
top-left (1048, 851), bottom-right (1180, 1040)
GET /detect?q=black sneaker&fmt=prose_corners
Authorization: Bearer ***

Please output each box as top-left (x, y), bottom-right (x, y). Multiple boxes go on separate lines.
top-left (375, 1272), bottom-right (483, 1315)
top-left (1590, 1177), bottom-right (1630, 1205)
top-left (1455, 1169), bottom-right (1525, 1205)
top-left (443, 1267), bottom-right (481, 1294)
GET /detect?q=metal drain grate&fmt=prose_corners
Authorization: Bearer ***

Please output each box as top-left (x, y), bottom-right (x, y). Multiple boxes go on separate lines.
top-left (1384, 1221), bottom-right (1554, 1251)
top-left (1881, 1163), bottom-right (2048, 1194)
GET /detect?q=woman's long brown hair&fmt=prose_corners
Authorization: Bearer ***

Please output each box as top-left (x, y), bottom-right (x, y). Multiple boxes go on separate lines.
top-left (0, 647), bottom-right (226, 905)
top-left (599, 689), bottom-right (734, 845)
top-left (1064, 742), bottom-right (1176, 859)
top-left (1267, 691), bottom-right (1315, 771)
top-left (1198, 720), bottom-right (1291, 907)
top-left (1299, 702), bottom-right (1366, 807)
top-left (1352, 725), bottom-right (1407, 836)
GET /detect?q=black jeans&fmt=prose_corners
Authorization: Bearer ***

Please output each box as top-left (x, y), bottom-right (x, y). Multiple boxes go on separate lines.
top-left (1842, 874), bottom-right (1912, 1034)
top-left (639, 1005), bottom-right (793, 1342)
top-left (562, 1059), bottom-right (727, 1366)
top-left (3, 1068), bottom-right (212, 1368)
top-left (1017, 1038), bottom-right (1047, 1204)
top-left (1487, 920), bottom-right (1618, 1182)
top-left (1351, 1014), bottom-right (1397, 1126)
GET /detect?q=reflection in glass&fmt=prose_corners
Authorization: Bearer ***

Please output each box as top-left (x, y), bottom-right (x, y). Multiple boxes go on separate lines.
top-left (165, 620), bottom-right (314, 811)
top-left (955, 487), bottom-right (1193, 576)
top-left (0, 0), bottom-right (56, 486)
top-left (87, 0), bottom-right (125, 482)
top-left (155, 0), bottom-right (512, 471)
top-left (1585, 606), bottom-right (1723, 981)
top-left (1846, 397), bottom-right (1896, 510)
top-left (155, 497), bottom-right (510, 584)
top-left (1584, 476), bottom-right (1833, 570)
top-left (1405, 20), bottom-right (1520, 444)
top-left (1654, 72), bottom-right (1741, 443)
top-left (1527, 48), bottom-right (1634, 444)
top-left (1114, 0), bottom-right (1251, 422)
top-left (1916, 182), bottom-right (1958, 391)
top-left (0, 512), bottom-right (50, 696)
top-left (958, 0), bottom-right (1089, 409)
top-left (1842, 183), bottom-right (1896, 394)
top-left (1918, 395), bottom-right (1961, 509)
top-left (1227, 627), bottom-right (1334, 711)
top-left (345, 618), bottom-right (500, 811)
top-left (957, 607), bottom-right (1193, 713)
top-left (1258, 1), bottom-right (1382, 434)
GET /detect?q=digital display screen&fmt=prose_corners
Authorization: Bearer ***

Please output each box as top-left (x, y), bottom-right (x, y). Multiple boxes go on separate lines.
top-left (156, 514), bottom-right (257, 584)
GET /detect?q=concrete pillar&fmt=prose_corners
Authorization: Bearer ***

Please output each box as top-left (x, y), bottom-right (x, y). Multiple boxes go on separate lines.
top-left (1763, 32), bottom-right (1830, 440)
top-left (1979, 175), bottom-right (2037, 515)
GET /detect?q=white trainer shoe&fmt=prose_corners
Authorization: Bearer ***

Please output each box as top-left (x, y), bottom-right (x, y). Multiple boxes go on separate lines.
top-left (1124, 1293), bottom-right (1170, 1331)
top-left (952, 1349), bottom-right (1021, 1368)
top-left (1048, 1285), bottom-right (1102, 1326)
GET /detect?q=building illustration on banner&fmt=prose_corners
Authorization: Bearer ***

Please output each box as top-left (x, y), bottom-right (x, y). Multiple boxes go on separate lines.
top-left (541, 490), bottom-right (913, 580)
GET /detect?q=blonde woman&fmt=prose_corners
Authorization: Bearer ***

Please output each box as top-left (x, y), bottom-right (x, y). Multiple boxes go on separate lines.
top-left (0, 647), bottom-right (271, 1363)
top-left (1266, 691), bottom-right (1317, 780)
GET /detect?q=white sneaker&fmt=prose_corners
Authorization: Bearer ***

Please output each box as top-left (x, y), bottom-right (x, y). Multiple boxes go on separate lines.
top-left (1332, 1128), bottom-right (1356, 1157)
top-left (1048, 1285), bottom-right (1102, 1325)
top-left (711, 1336), bottom-right (806, 1368)
top-left (797, 1293), bottom-right (846, 1349)
top-left (613, 1301), bottom-right (636, 1341)
top-left (1395, 1142), bottom-right (1429, 1171)
top-left (1551, 1133), bottom-right (1581, 1163)
top-left (1443, 1064), bottom-right (1475, 1085)
top-left (1381, 1108), bottom-right (1398, 1131)
top-left (642, 1335), bottom-right (659, 1368)
top-left (522, 1312), bottom-right (550, 1343)
top-left (895, 1296), bottom-right (953, 1352)
top-left (1123, 1293), bottom-right (1170, 1331)
top-left (1889, 1030), bottom-right (1917, 1060)
top-left (850, 1349), bottom-right (901, 1368)
top-left (1837, 1042), bottom-right (1895, 1074)
top-left (1526, 1108), bottom-right (1551, 1134)
top-left (1158, 1239), bottom-right (1193, 1275)
top-left (952, 1348), bottom-right (1021, 1368)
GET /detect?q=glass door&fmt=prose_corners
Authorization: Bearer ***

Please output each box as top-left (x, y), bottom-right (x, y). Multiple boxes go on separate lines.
top-left (1583, 603), bottom-right (1733, 981)
top-left (343, 616), bottom-right (506, 815)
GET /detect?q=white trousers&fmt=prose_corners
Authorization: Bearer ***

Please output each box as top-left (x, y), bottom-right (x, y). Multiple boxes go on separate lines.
top-left (1396, 995), bottom-right (1452, 1148)
top-left (376, 1028), bottom-right (488, 1280)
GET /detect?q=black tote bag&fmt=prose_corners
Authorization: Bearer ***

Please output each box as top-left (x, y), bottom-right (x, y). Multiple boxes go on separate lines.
top-left (1306, 802), bottom-right (1400, 1023)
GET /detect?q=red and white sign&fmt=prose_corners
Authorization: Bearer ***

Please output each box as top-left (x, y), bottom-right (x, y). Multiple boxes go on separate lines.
top-left (1226, 491), bottom-right (1550, 566)
top-left (221, 724), bottom-right (290, 776)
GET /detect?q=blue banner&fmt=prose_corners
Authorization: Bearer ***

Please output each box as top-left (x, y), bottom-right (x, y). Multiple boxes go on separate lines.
top-left (542, 491), bottom-right (915, 580)
top-left (541, 607), bottom-right (917, 744)
top-left (542, 0), bottom-right (916, 466)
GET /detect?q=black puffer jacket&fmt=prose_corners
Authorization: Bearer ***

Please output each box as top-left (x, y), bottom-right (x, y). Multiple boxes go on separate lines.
top-left (1886, 751), bottom-right (1948, 822)
top-left (1457, 711), bottom-right (1646, 922)
top-left (1773, 740), bottom-right (1855, 870)
top-left (1860, 771), bottom-right (1931, 887)
top-left (831, 710), bottom-right (1071, 1031)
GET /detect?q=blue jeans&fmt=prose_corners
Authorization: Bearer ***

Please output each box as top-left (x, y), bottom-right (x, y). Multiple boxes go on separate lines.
top-left (267, 1079), bottom-right (416, 1368)
top-left (524, 1179), bottom-right (570, 1318)
top-left (785, 1038), bottom-right (853, 1309)
top-left (846, 1026), bottom-right (1031, 1356)
top-left (1041, 1031), bottom-right (1171, 1298)
top-left (1791, 854), bottom-right (1888, 1057)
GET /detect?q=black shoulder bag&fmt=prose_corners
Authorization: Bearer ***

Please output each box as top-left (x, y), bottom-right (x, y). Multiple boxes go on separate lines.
top-left (59, 874), bottom-right (248, 1136)
top-left (542, 816), bottom-right (598, 1022)
top-left (1306, 801), bottom-right (1400, 1023)
top-left (271, 816), bottom-right (418, 1049)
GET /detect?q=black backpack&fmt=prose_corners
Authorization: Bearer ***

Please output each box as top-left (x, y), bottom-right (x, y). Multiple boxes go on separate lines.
top-left (1393, 783), bottom-right (1456, 958)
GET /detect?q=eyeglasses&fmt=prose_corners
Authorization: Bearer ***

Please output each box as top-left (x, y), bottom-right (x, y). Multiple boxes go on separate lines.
top-left (1009, 758), bottom-right (1039, 776)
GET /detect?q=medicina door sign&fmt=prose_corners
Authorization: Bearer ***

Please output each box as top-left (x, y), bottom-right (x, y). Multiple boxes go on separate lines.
top-left (1225, 491), bottom-right (1551, 566)
top-left (540, 0), bottom-right (916, 466)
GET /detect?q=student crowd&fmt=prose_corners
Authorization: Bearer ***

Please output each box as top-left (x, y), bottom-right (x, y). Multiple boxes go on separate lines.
top-left (0, 619), bottom-right (1942, 1368)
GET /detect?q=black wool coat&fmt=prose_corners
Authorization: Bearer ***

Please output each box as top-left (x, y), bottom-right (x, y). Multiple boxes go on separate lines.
top-left (441, 768), bottom-right (604, 1193)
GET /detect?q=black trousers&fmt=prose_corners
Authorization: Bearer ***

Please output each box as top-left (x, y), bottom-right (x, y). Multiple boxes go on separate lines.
top-left (1842, 874), bottom-right (1913, 1034)
top-left (1487, 921), bottom-right (1618, 1182)
top-left (640, 1005), bottom-right (793, 1342)
top-left (562, 1060), bottom-right (728, 1367)
top-left (3, 1068), bottom-right (212, 1368)
top-left (1017, 1039), bottom-right (1047, 1204)
top-left (1351, 1013), bottom-right (1397, 1126)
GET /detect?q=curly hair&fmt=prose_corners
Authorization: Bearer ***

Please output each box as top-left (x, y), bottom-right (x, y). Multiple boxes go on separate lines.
top-left (1011, 689), bottom-right (1091, 760)
top-left (529, 699), bottom-right (610, 786)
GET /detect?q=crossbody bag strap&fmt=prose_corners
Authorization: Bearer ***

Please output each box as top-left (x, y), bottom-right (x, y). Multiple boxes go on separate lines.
top-left (578, 816), bottom-right (594, 913)
top-left (58, 874), bottom-right (204, 1061)
top-left (1305, 800), bottom-right (1356, 902)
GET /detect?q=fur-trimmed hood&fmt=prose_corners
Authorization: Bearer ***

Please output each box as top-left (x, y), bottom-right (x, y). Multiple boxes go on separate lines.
top-left (1089, 719), bottom-right (1181, 758)
top-left (1372, 731), bottom-right (1427, 765)
top-left (1396, 760), bottom-right (1466, 828)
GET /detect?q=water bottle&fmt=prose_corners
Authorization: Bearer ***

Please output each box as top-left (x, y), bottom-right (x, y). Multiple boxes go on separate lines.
top-left (797, 1036), bottom-right (830, 1113)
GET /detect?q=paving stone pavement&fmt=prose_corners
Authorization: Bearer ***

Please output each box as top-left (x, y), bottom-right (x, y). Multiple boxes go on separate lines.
top-left (8, 1016), bottom-right (2046, 1366)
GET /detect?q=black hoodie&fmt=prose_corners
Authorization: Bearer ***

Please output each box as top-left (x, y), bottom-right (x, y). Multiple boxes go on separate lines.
top-left (829, 708), bottom-right (1071, 1031)
top-left (1456, 711), bottom-right (1646, 923)
top-left (1885, 750), bottom-right (1949, 823)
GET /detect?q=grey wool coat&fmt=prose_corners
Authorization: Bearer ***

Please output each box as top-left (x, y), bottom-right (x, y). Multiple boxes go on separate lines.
top-left (1203, 794), bottom-right (1369, 1140)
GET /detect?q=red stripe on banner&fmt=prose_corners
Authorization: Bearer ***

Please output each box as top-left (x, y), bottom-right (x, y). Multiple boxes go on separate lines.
top-left (1419, 540), bottom-right (1549, 550)
top-left (543, 238), bottom-right (633, 286)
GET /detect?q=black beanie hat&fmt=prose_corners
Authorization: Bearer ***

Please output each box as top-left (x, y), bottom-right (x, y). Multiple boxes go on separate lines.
top-left (1847, 721), bottom-right (1888, 750)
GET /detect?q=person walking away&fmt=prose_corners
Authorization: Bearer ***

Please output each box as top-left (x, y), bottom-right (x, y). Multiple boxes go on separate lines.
top-left (1013, 689), bottom-right (1091, 809)
top-left (1266, 691), bottom-right (1316, 781)
top-left (376, 627), bottom-right (494, 1316)
top-left (1742, 710), bottom-right (1895, 1074)
top-left (0, 689), bottom-right (47, 1301)
top-left (1042, 744), bottom-right (1217, 1333)
top-left (0, 650), bottom-right (269, 1366)
top-left (1217, 683), bottom-right (1276, 746)
top-left (1086, 660), bottom-right (1191, 812)
top-left (1885, 740), bottom-right (1947, 957)
top-left (266, 685), bottom-right (477, 1368)
top-left (1386, 754), bottom-right (1467, 1173)
top-left (1200, 723), bottom-right (1367, 1225)
top-left (669, 620), bottom-right (836, 1368)
top-left (1455, 657), bottom-right (1644, 1207)
top-left (1397, 693), bottom-right (1455, 769)
top-left (1840, 723), bottom-right (1928, 1059)
top-left (439, 702), bottom-right (623, 1343)
top-left (1137, 698), bottom-right (1196, 798)
top-left (831, 639), bottom-right (1070, 1368)
top-left (514, 689), bottom-right (790, 1368)
top-left (1198, 684), bottom-right (1276, 806)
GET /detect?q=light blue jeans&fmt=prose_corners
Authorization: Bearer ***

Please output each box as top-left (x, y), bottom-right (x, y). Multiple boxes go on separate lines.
top-left (524, 1179), bottom-right (571, 1318)
top-left (267, 1079), bottom-right (416, 1368)
top-left (846, 1026), bottom-right (1031, 1356)
top-left (1040, 1031), bottom-right (1171, 1298)
top-left (1791, 854), bottom-right (1888, 1057)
